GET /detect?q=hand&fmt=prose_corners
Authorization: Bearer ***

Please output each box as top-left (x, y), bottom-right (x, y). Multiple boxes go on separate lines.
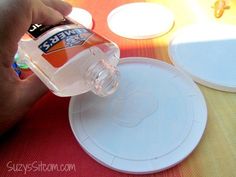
top-left (0, 0), bottom-right (72, 135)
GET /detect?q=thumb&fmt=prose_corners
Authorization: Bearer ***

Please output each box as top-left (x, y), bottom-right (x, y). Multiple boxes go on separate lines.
top-left (31, 0), bottom-right (73, 25)
top-left (41, 0), bottom-right (72, 17)
top-left (20, 74), bottom-right (48, 106)
top-left (31, 0), bottom-right (65, 25)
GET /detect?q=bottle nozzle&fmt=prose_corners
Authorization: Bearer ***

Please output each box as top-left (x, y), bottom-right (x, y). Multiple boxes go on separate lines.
top-left (86, 60), bottom-right (120, 97)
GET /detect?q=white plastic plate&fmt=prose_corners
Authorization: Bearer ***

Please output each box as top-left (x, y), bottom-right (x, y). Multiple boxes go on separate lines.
top-left (68, 7), bottom-right (93, 29)
top-left (69, 57), bottom-right (207, 174)
top-left (169, 23), bottom-right (236, 92)
top-left (107, 3), bottom-right (175, 39)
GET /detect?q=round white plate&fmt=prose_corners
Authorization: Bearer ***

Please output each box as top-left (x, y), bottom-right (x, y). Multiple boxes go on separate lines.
top-left (107, 3), bottom-right (175, 39)
top-left (169, 23), bottom-right (236, 92)
top-left (69, 57), bottom-right (207, 174)
top-left (68, 7), bottom-right (93, 29)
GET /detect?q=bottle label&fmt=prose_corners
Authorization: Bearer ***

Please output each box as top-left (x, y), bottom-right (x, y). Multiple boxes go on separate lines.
top-left (27, 19), bottom-right (74, 39)
top-left (39, 27), bottom-right (98, 68)
top-left (39, 28), bottom-right (93, 54)
top-left (34, 23), bottom-right (110, 68)
top-left (27, 19), bottom-right (110, 68)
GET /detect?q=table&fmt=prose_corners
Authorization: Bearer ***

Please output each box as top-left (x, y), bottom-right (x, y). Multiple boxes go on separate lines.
top-left (1, 0), bottom-right (236, 177)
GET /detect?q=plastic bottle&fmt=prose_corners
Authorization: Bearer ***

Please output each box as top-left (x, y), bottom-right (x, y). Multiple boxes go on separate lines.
top-left (19, 18), bottom-right (120, 97)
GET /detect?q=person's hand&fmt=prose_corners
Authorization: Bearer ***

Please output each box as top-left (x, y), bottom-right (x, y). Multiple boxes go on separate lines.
top-left (0, 0), bottom-right (72, 135)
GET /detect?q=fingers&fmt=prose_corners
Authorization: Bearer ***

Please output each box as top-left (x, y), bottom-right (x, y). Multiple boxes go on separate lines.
top-left (31, 0), bottom-right (72, 24)
top-left (31, 0), bottom-right (64, 25)
top-left (20, 74), bottom-right (48, 106)
top-left (41, 0), bottom-right (72, 16)
top-left (0, 45), bottom-right (18, 68)
top-left (0, 72), bottom-right (48, 136)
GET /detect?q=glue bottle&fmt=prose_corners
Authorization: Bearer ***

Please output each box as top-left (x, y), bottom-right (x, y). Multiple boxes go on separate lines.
top-left (19, 18), bottom-right (120, 97)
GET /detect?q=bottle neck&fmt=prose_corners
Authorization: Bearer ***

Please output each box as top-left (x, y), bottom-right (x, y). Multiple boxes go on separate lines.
top-left (86, 60), bottom-right (120, 97)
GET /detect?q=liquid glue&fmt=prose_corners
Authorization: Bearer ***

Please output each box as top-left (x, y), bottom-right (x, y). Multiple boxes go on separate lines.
top-left (19, 18), bottom-right (120, 97)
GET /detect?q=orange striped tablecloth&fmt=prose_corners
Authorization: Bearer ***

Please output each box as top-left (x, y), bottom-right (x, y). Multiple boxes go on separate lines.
top-left (0, 1), bottom-right (235, 177)
top-left (66, 0), bottom-right (236, 176)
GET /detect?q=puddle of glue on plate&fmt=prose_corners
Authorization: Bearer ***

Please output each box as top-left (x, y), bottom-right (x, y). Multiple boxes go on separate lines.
top-left (74, 78), bottom-right (158, 128)
top-left (109, 79), bottom-right (159, 128)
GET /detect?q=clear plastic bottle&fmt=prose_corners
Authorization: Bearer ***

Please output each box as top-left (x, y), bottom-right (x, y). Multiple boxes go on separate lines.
top-left (19, 19), bottom-right (120, 97)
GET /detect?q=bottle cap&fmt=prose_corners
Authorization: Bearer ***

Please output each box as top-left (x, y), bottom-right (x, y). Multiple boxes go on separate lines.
top-left (68, 7), bottom-right (93, 29)
top-left (107, 2), bottom-right (175, 39)
top-left (169, 23), bottom-right (236, 92)
top-left (69, 57), bottom-right (207, 174)
top-left (14, 48), bottom-right (29, 69)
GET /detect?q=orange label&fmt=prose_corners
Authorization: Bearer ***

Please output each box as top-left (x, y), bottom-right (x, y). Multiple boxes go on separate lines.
top-left (39, 28), bottom-right (109, 68)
